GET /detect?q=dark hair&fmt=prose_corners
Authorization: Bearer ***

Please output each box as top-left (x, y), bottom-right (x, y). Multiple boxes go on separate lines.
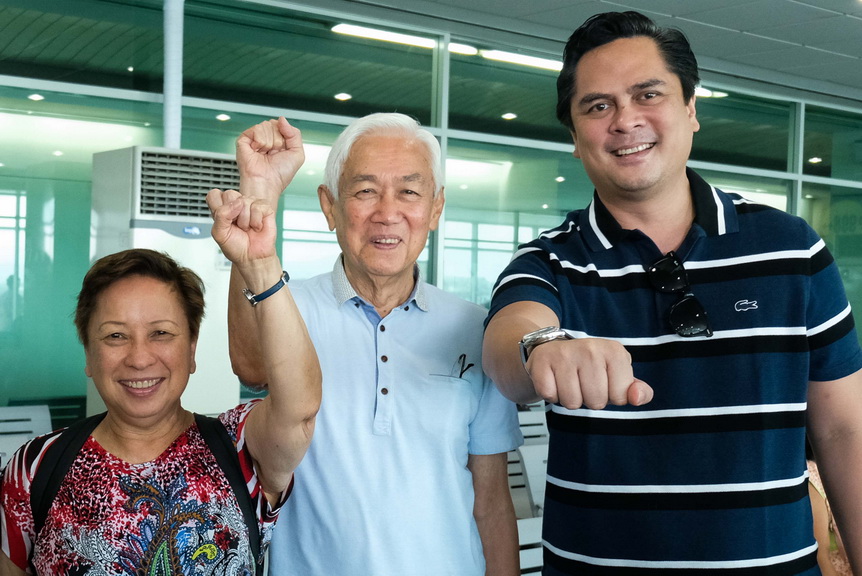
top-left (75, 248), bottom-right (205, 346)
top-left (555, 11), bottom-right (700, 131)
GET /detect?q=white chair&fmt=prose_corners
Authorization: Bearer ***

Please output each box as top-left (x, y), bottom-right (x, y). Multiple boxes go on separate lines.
top-left (517, 442), bottom-right (549, 517)
top-left (518, 406), bottom-right (549, 445)
top-left (518, 516), bottom-right (543, 575)
top-left (0, 405), bottom-right (52, 468)
top-left (509, 406), bottom-right (549, 517)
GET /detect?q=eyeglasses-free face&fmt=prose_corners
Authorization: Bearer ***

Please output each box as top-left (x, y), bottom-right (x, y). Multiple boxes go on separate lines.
top-left (647, 251), bottom-right (712, 338)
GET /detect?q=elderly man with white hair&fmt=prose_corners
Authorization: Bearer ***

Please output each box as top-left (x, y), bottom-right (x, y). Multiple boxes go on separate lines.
top-left (225, 113), bottom-right (523, 576)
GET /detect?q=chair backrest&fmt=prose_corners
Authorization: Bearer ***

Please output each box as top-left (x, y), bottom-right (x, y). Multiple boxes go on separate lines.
top-left (518, 516), bottom-right (543, 575)
top-left (517, 442), bottom-right (549, 517)
top-left (0, 405), bottom-right (53, 468)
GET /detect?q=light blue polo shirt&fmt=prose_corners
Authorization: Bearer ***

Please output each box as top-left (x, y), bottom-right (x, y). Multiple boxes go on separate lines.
top-left (268, 257), bottom-right (522, 576)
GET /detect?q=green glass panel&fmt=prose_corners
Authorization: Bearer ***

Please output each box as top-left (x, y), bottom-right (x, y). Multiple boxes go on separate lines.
top-left (0, 0), bottom-right (164, 91)
top-left (803, 106), bottom-right (862, 182)
top-left (802, 181), bottom-right (862, 347)
top-left (449, 42), bottom-right (565, 142)
top-left (443, 138), bottom-right (576, 305)
top-left (184, 1), bottom-right (435, 125)
top-left (692, 89), bottom-right (791, 171)
top-left (0, 87), bottom-right (162, 407)
top-left (696, 168), bottom-right (791, 212)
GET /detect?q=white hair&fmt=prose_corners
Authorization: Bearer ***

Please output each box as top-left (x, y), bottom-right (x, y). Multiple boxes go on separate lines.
top-left (323, 113), bottom-right (444, 197)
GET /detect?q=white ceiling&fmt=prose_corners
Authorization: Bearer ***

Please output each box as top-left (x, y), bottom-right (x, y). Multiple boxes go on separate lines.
top-left (322, 0), bottom-right (862, 106)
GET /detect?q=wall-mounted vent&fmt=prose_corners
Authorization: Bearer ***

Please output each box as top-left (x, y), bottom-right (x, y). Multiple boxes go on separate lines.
top-left (139, 151), bottom-right (239, 219)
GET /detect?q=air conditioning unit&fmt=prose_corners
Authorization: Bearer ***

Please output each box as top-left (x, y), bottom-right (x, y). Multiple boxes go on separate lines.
top-left (90, 146), bottom-right (241, 416)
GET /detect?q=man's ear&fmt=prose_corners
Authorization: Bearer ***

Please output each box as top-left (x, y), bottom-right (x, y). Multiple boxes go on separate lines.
top-left (317, 185), bottom-right (337, 231)
top-left (687, 95), bottom-right (700, 134)
top-left (429, 188), bottom-right (445, 232)
top-left (571, 130), bottom-right (580, 159)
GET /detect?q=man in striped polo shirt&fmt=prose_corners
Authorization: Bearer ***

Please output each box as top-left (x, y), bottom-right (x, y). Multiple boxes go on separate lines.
top-left (483, 11), bottom-right (862, 576)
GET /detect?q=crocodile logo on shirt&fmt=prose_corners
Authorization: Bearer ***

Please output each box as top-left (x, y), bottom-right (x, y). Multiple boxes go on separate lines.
top-left (734, 299), bottom-right (758, 312)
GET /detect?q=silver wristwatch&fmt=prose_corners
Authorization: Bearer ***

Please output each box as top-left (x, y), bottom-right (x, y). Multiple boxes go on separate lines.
top-left (519, 326), bottom-right (573, 365)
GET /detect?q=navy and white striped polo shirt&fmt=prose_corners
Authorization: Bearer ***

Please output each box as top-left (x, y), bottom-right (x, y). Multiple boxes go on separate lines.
top-left (488, 168), bottom-right (862, 575)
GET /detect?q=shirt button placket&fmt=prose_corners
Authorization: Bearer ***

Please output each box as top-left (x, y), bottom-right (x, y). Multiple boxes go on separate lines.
top-left (373, 322), bottom-right (392, 435)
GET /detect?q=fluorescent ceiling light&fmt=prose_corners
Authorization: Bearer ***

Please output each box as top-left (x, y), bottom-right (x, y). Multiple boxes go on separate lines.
top-left (808, 157), bottom-right (823, 164)
top-left (481, 50), bottom-right (562, 71)
top-left (695, 87), bottom-right (729, 98)
top-left (28, 94), bottom-right (44, 101)
top-left (449, 43), bottom-right (478, 55)
top-left (332, 24), bottom-right (436, 49)
top-left (334, 93), bottom-right (352, 101)
top-left (502, 112), bottom-right (517, 120)
top-left (216, 113), bottom-right (231, 121)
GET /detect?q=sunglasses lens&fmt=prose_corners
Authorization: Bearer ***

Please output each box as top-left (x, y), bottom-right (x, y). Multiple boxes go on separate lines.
top-left (649, 255), bottom-right (689, 293)
top-left (669, 295), bottom-right (712, 337)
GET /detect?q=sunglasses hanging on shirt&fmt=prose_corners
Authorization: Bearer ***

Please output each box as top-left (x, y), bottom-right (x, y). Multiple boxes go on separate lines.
top-left (647, 251), bottom-right (713, 338)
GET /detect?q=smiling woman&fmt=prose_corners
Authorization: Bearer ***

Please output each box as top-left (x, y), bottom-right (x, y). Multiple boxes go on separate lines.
top-left (0, 176), bottom-right (321, 575)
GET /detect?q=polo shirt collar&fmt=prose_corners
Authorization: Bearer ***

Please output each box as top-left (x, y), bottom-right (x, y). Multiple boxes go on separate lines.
top-left (330, 255), bottom-right (429, 311)
top-left (579, 167), bottom-right (738, 252)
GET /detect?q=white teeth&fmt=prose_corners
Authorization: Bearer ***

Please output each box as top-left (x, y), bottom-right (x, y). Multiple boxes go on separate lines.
top-left (615, 143), bottom-right (653, 156)
top-left (122, 379), bottom-right (159, 389)
top-left (375, 238), bottom-right (399, 244)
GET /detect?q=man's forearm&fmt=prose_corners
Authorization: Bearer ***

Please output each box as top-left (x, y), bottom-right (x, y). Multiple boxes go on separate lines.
top-left (227, 265), bottom-right (268, 386)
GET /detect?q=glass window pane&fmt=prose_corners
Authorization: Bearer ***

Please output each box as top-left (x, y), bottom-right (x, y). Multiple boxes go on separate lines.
top-left (443, 139), bottom-right (576, 305)
top-left (184, 2), bottom-right (435, 125)
top-left (0, 0), bottom-right (163, 91)
top-left (0, 88), bottom-right (162, 407)
top-left (692, 89), bottom-right (791, 172)
top-left (803, 106), bottom-right (862, 182)
top-left (449, 40), bottom-right (565, 142)
top-left (697, 168), bottom-right (791, 212)
top-left (0, 85), bottom-right (163, 179)
top-left (801, 182), bottom-right (862, 347)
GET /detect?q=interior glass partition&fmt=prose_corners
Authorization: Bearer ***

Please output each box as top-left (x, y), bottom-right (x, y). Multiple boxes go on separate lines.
top-left (0, 0), bottom-right (164, 91)
top-left (802, 181), bottom-right (862, 330)
top-left (184, 1), bottom-right (436, 125)
top-left (448, 39), bottom-right (565, 143)
top-left (692, 89), bottom-right (792, 171)
top-left (443, 138), bottom-right (579, 306)
top-left (0, 86), bottom-right (163, 407)
top-left (803, 106), bottom-right (862, 181)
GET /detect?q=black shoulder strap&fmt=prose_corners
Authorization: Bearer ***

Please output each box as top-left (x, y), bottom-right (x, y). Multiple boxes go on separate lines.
top-left (30, 412), bottom-right (106, 537)
top-left (194, 413), bottom-right (263, 576)
top-left (29, 412), bottom-right (263, 576)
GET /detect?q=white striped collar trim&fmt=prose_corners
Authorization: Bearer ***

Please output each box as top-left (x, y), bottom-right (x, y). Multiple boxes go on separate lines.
top-left (588, 199), bottom-right (613, 250)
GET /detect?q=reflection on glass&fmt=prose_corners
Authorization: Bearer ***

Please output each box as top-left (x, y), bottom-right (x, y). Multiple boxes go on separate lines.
top-left (693, 90), bottom-right (791, 171)
top-left (697, 168), bottom-right (790, 212)
top-left (449, 44), bottom-right (565, 142)
top-left (803, 106), bottom-right (862, 182)
top-left (0, 1), bottom-right (164, 91)
top-left (184, 3), bottom-right (434, 125)
top-left (443, 139), bottom-right (578, 305)
top-left (0, 88), bottom-right (162, 406)
top-left (802, 182), bottom-right (862, 347)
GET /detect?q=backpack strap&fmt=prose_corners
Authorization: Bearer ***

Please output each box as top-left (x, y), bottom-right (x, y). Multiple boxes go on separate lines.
top-left (29, 412), bottom-right (106, 538)
top-left (194, 413), bottom-right (263, 576)
top-left (27, 412), bottom-right (262, 576)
